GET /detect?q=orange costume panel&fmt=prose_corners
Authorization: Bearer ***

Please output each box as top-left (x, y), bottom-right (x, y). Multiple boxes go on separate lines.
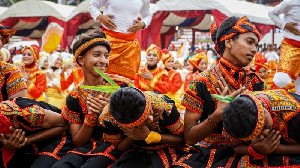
top-left (166, 69), bottom-right (184, 110)
top-left (167, 69), bottom-right (182, 93)
top-left (277, 38), bottom-right (300, 80)
top-left (60, 68), bottom-right (84, 91)
top-left (134, 67), bottom-right (169, 94)
top-left (103, 28), bottom-right (141, 80)
top-left (184, 71), bottom-right (201, 91)
top-left (25, 65), bottom-right (47, 101)
top-left (0, 61), bottom-right (27, 102)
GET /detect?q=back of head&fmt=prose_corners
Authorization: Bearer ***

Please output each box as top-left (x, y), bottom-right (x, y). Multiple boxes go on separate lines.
top-left (223, 96), bottom-right (258, 139)
top-left (109, 87), bottom-right (146, 124)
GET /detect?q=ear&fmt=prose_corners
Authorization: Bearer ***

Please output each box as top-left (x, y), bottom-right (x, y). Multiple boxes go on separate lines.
top-left (77, 56), bottom-right (84, 66)
top-left (225, 39), bottom-right (233, 49)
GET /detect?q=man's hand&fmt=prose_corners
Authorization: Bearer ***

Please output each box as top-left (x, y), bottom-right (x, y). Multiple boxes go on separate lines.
top-left (98, 14), bottom-right (117, 30)
top-left (284, 22), bottom-right (300, 36)
top-left (251, 129), bottom-right (281, 155)
top-left (128, 20), bottom-right (145, 33)
top-left (87, 94), bottom-right (110, 117)
top-left (0, 127), bottom-right (27, 151)
top-left (120, 126), bottom-right (150, 141)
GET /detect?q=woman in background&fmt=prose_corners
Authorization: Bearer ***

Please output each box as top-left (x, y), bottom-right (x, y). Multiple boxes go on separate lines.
top-left (21, 45), bottom-right (47, 101)
top-left (45, 52), bottom-right (65, 108)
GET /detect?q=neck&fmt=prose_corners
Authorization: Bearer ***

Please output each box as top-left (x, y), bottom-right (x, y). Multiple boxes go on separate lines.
top-left (83, 72), bottom-right (104, 86)
top-left (223, 51), bottom-right (244, 68)
top-left (25, 62), bottom-right (36, 70)
top-left (147, 64), bottom-right (157, 70)
top-left (219, 57), bottom-right (244, 71)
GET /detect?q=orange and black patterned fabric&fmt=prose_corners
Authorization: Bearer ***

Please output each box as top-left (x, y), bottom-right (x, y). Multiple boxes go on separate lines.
top-left (211, 16), bottom-right (261, 56)
top-left (175, 57), bottom-right (263, 167)
top-left (0, 24), bottom-right (16, 45)
top-left (237, 89), bottom-right (300, 167)
top-left (59, 74), bottom-right (132, 167)
top-left (101, 91), bottom-right (185, 167)
top-left (0, 97), bottom-right (73, 167)
top-left (0, 61), bottom-right (27, 102)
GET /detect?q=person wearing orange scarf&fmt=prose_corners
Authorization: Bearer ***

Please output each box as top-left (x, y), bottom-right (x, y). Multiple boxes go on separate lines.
top-left (184, 52), bottom-right (208, 91)
top-left (254, 52), bottom-right (277, 90)
top-left (134, 44), bottom-right (169, 94)
top-left (21, 45), bottom-right (47, 101)
top-left (162, 49), bottom-right (183, 110)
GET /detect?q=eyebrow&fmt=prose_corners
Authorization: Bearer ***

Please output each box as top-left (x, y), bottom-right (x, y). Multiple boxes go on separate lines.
top-left (246, 37), bottom-right (258, 44)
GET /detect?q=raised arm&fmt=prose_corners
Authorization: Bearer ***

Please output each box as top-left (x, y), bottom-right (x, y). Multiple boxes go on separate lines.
top-left (268, 1), bottom-right (288, 30)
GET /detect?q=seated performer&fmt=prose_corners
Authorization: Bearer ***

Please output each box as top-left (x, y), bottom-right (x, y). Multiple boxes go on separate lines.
top-left (52, 30), bottom-right (132, 168)
top-left (0, 97), bottom-right (73, 168)
top-left (173, 16), bottom-right (263, 168)
top-left (103, 87), bottom-right (185, 167)
top-left (223, 89), bottom-right (300, 167)
top-left (134, 44), bottom-right (169, 94)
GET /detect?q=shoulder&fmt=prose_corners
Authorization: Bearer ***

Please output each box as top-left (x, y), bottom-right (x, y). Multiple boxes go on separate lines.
top-left (0, 62), bottom-right (19, 75)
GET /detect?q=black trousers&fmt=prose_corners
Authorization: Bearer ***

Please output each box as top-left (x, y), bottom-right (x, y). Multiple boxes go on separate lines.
top-left (52, 153), bottom-right (113, 168)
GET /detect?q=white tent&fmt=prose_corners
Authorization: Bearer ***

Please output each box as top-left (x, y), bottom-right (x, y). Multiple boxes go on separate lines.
top-left (155, 0), bottom-right (275, 25)
top-left (0, 1), bottom-right (75, 21)
top-left (0, 6), bottom-right (8, 17)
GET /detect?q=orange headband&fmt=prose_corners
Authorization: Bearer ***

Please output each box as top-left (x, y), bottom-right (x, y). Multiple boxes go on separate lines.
top-left (188, 52), bottom-right (208, 68)
top-left (161, 49), bottom-right (173, 65)
top-left (74, 38), bottom-right (110, 59)
top-left (114, 90), bottom-right (151, 128)
top-left (239, 92), bottom-right (265, 141)
top-left (146, 44), bottom-right (162, 61)
top-left (22, 45), bottom-right (39, 61)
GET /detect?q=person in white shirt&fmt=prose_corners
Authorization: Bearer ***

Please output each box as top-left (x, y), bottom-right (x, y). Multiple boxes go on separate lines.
top-left (89, 0), bottom-right (152, 80)
top-left (264, 44), bottom-right (279, 73)
top-left (268, 0), bottom-right (300, 94)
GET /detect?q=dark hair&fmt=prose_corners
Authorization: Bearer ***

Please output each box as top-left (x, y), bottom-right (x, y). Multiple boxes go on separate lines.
top-left (72, 30), bottom-right (110, 65)
top-left (222, 96), bottom-right (258, 139)
top-left (211, 16), bottom-right (240, 55)
top-left (109, 87), bottom-right (146, 124)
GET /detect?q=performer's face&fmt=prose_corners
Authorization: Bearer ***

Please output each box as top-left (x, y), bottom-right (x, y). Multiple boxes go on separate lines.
top-left (43, 59), bottom-right (49, 69)
top-left (54, 56), bottom-right (63, 68)
top-left (226, 32), bottom-right (258, 67)
top-left (257, 67), bottom-right (268, 79)
top-left (198, 59), bottom-right (208, 72)
top-left (165, 58), bottom-right (174, 70)
top-left (81, 45), bottom-right (109, 76)
top-left (147, 50), bottom-right (158, 66)
top-left (22, 49), bottom-right (35, 65)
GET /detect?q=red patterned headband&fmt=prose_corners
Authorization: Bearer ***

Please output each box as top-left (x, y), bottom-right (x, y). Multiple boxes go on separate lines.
top-left (240, 92), bottom-right (265, 141)
top-left (74, 38), bottom-right (110, 59)
top-left (22, 46), bottom-right (39, 61)
top-left (114, 90), bottom-right (151, 128)
top-left (146, 44), bottom-right (162, 61)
